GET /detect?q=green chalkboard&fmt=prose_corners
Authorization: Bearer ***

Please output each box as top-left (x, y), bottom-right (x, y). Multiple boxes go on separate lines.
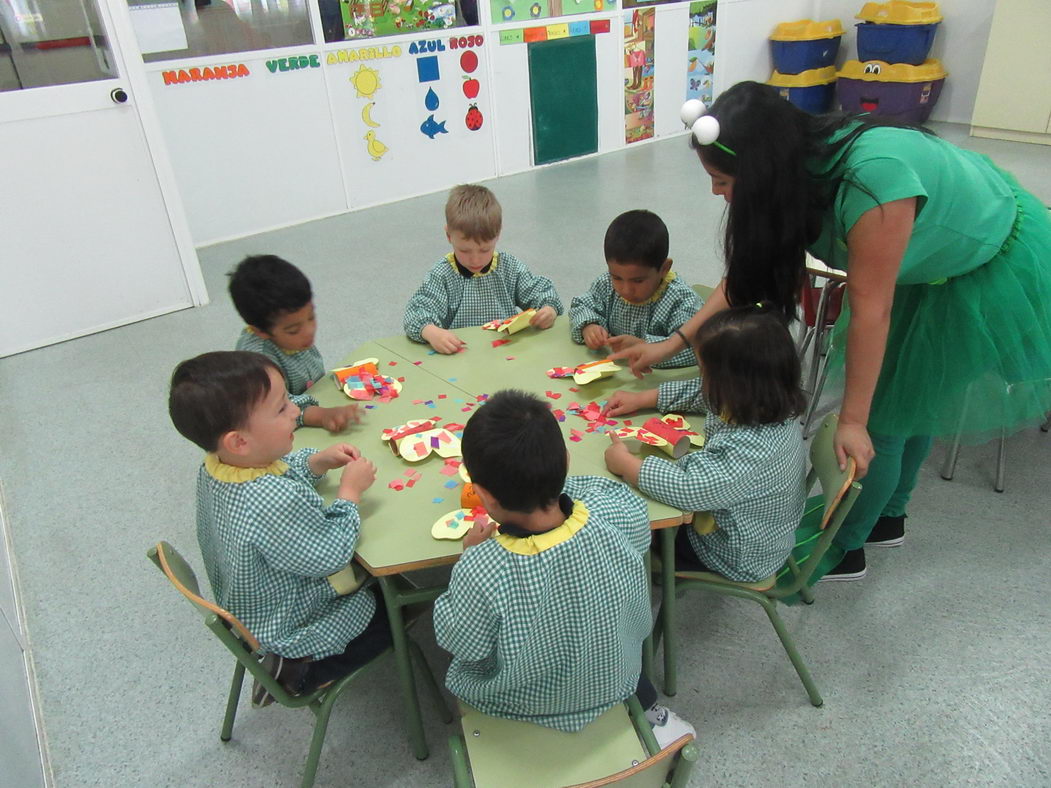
top-left (527, 36), bottom-right (598, 166)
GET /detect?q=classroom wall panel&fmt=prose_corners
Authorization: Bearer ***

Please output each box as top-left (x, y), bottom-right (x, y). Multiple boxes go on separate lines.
top-left (712, 0), bottom-right (816, 96)
top-left (324, 34), bottom-right (498, 211)
top-left (149, 49), bottom-right (347, 246)
top-left (652, 3), bottom-right (690, 139)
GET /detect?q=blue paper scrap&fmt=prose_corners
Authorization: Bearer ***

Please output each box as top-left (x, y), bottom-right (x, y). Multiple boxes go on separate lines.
top-left (444, 480), bottom-right (459, 489)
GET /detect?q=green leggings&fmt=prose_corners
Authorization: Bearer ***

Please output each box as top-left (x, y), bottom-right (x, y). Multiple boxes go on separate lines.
top-left (833, 432), bottom-right (933, 551)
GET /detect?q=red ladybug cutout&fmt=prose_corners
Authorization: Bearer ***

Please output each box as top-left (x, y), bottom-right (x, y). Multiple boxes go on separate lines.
top-left (466, 104), bottom-right (483, 131)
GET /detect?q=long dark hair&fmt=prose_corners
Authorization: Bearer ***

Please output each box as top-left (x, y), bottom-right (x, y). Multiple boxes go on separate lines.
top-left (693, 81), bottom-right (933, 320)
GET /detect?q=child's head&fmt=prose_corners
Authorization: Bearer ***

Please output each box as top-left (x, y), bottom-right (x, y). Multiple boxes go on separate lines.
top-left (228, 255), bottom-right (316, 352)
top-left (603, 210), bottom-right (672, 304)
top-left (693, 305), bottom-right (805, 426)
top-left (445, 184), bottom-right (502, 274)
top-left (169, 351), bottom-right (299, 463)
top-left (461, 390), bottom-right (567, 514)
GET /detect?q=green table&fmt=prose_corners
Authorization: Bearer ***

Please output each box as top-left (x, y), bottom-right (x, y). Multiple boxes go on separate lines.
top-left (294, 319), bottom-right (702, 758)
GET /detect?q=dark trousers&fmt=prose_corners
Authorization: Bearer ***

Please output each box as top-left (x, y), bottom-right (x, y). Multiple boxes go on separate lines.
top-left (299, 596), bottom-right (393, 693)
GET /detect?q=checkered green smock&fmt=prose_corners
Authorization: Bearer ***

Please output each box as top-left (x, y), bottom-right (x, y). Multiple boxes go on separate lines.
top-left (637, 378), bottom-right (807, 582)
top-left (236, 329), bottom-right (320, 426)
top-left (195, 448), bottom-right (375, 659)
top-left (433, 476), bottom-right (652, 732)
top-left (403, 252), bottom-right (564, 342)
top-left (569, 272), bottom-right (702, 368)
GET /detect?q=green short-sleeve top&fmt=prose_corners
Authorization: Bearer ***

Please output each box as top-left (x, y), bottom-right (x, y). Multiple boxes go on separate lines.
top-left (807, 125), bottom-right (1016, 285)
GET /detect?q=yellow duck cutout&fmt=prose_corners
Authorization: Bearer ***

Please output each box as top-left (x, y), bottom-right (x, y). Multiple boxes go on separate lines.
top-left (364, 130), bottom-right (388, 161)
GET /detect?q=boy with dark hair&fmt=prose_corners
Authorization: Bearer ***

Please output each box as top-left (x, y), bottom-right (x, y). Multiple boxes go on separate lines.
top-left (433, 390), bottom-right (693, 745)
top-left (570, 209), bottom-right (702, 368)
top-left (229, 255), bottom-right (358, 433)
top-left (403, 184), bottom-right (564, 355)
top-left (169, 350), bottom-right (389, 704)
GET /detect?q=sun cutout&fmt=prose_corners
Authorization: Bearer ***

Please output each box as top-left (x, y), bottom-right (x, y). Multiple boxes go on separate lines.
top-left (350, 65), bottom-right (381, 98)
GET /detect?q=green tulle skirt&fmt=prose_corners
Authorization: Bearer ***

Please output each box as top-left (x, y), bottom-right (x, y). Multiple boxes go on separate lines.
top-left (827, 169), bottom-right (1051, 442)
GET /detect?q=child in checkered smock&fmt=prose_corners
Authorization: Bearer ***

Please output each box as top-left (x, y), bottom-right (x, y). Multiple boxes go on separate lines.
top-left (605, 305), bottom-right (807, 584)
top-left (229, 254), bottom-right (358, 433)
top-left (403, 185), bottom-right (563, 354)
top-left (169, 351), bottom-right (390, 703)
top-left (433, 391), bottom-right (694, 747)
top-left (570, 210), bottom-right (702, 369)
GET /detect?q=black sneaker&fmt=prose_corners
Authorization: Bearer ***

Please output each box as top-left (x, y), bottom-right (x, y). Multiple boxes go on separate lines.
top-left (820, 548), bottom-right (866, 582)
top-left (866, 515), bottom-right (905, 548)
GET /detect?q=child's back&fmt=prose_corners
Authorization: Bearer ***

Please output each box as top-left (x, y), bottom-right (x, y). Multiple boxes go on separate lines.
top-left (434, 474), bottom-right (651, 731)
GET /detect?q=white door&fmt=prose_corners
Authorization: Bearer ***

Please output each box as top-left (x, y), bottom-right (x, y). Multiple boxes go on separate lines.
top-left (0, 0), bottom-right (206, 358)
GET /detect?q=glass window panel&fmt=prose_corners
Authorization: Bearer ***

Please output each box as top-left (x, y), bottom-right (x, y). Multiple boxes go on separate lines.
top-left (318, 0), bottom-right (472, 43)
top-left (0, 0), bottom-right (116, 92)
top-left (129, 0), bottom-right (313, 63)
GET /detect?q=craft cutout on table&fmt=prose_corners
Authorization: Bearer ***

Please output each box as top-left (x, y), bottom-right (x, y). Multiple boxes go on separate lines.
top-left (481, 308), bottom-right (536, 334)
top-left (332, 358), bottom-right (402, 402)
top-left (547, 358), bottom-right (619, 385)
top-left (381, 416), bottom-right (462, 462)
top-left (613, 414), bottom-right (704, 459)
top-left (431, 506), bottom-right (496, 540)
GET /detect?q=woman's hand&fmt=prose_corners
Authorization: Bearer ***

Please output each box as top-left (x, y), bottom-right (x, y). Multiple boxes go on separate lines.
top-left (834, 421), bottom-right (874, 479)
top-left (609, 337), bottom-right (677, 378)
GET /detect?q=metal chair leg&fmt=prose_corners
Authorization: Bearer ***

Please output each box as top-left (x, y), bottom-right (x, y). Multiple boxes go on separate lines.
top-left (408, 637), bottom-right (454, 724)
top-left (220, 661), bottom-right (245, 742)
top-left (660, 528), bottom-right (677, 697)
top-left (762, 599), bottom-right (823, 707)
top-left (995, 426), bottom-right (1007, 493)
top-left (378, 576), bottom-right (430, 760)
top-left (940, 388), bottom-right (971, 481)
top-left (802, 351), bottom-right (830, 435)
top-left (301, 696), bottom-right (336, 788)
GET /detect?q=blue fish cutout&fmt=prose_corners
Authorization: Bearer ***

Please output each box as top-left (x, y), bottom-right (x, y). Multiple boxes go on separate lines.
top-left (425, 87), bottom-right (439, 111)
top-left (420, 114), bottom-right (448, 139)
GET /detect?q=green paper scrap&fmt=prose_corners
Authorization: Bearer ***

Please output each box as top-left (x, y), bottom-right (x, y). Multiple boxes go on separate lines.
top-left (500, 29), bottom-right (524, 45)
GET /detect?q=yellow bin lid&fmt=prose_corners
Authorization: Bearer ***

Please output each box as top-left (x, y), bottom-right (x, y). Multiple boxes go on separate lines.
top-left (838, 59), bottom-right (947, 83)
top-left (856, 1), bottom-right (942, 25)
top-left (768, 66), bottom-right (838, 88)
top-left (770, 19), bottom-right (844, 41)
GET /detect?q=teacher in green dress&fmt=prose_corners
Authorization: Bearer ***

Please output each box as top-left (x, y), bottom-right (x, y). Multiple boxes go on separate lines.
top-left (615, 81), bottom-right (1051, 583)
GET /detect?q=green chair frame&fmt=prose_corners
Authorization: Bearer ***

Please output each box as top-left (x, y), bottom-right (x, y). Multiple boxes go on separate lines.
top-left (448, 694), bottom-right (698, 788)
top-left (654, 413), bottom-right (862, 706)
top-left (147, 541), bottom-right (450, 787)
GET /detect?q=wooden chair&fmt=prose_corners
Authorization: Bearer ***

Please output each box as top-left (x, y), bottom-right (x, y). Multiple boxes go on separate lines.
top-left (147, 541), bottom-right (448, 787)
top-left (448, 695), bottom-right (698, 788)
top-left (653, 413), bottom-right (861, 705)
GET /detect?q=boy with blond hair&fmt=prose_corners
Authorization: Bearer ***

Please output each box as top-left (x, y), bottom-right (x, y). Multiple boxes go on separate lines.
top-left (404, 184), bottom-right (564, 354)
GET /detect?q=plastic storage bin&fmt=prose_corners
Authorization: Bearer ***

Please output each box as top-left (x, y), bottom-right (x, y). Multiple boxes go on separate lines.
top-left (770, 19), bottom-right (844, 75)
top-left (769, 66), bottom-right (837, 114)
top-left (856, 22), bottom-right (938, 65)
top-left (836, 59), bottom-right (947, 123)
top-left (856, 1), bottom-right (942, 25)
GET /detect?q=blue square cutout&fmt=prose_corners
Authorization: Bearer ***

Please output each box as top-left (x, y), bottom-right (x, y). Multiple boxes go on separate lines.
top-left (417, 55), bottom-right (440, 83)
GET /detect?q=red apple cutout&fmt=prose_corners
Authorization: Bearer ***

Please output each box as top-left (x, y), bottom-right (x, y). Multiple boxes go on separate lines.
top-left (460, 50), bottom-right (478, 73)
top-left (463, 77), bottom-right (480, 99)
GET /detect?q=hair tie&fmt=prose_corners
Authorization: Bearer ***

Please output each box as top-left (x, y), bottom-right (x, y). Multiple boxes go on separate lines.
top-left (679, 99), bottom-right (737, 157)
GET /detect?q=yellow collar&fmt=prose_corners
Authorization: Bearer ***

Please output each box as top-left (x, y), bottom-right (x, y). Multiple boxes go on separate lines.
top-left (204, 453), bottom-right (289, 483)
top-left (618, 271), bottom-right (677, 306)
top-left (494, 501), bottom-right (589, 555)
top-left (243, 326), bottom-right (305, 356)
top-left (447, 251), bottom-right (500, 278)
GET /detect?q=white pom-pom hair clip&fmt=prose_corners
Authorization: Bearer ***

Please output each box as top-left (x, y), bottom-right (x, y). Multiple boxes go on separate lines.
top-left (679, 99), bottom-right (737, 157)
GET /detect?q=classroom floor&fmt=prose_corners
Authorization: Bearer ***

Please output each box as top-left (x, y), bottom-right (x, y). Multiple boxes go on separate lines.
top-left (2, 123), bottom-right (1050, 787)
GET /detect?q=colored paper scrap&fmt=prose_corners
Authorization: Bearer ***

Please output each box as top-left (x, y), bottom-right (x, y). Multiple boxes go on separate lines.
top-left (432, 497), bottom-right (444, 504)
top-left (505, 356), bottom-right (516, 361)
top-left (547, 23), bottom-right (569, 39)
top-left (444, 479), bottom-right (460, 489)
top-left (524, 26), bottom-right (548, 42)
top-left (590, 19), bottom-right (610, 33)
top-left (492, 338), bottom-right (511, 347)
top-left (500, 28), bottom-right (525, 45)
top-left (568, 20), bottom-right (590, 36)
top-left (545, 390), bottom-right (562, 400)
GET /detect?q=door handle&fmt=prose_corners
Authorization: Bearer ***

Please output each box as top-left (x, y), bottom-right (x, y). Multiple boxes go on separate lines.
top-left (110, 88), bottom-right (129, 104)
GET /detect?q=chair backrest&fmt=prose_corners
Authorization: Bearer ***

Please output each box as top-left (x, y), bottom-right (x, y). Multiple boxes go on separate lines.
top-left (566, 734), bottom-right (698, 788)
top-left (690, 283), bottom-right (715, 302)
top-left (806, 413), bottom-right (857, 530)
top-left (773, 414), bottom-right (861, 595)
top-left (147, 541), bottom-right (260, 652)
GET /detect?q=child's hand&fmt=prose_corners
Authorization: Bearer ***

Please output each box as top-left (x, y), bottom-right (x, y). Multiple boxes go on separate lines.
top-left (463, 515), bottom-right (497, 548)
top-left (319, 404), bottom-right (361, 433)
top-left (310, 443), bottom-right (362, 475)
top-left (337, 455), bottom-right (377, 503)
top-left (605, 433), bottom-right (642, 484)
top-left (608, 334), bottom-right (643, 352)
top-left (605, 389), bottom-right (658, 417)
top-left (582, 324), bottom-right (610, 350)
top-left (422, 324), bottom-right (466, 354)
top-left (530, 306), bottom-right (557, 330)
